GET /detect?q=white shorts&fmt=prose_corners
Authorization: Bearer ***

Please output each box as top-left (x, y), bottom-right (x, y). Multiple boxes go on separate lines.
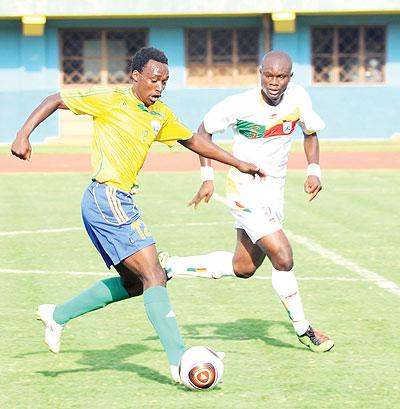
top-left (225, 168), bottom-right (285, 244)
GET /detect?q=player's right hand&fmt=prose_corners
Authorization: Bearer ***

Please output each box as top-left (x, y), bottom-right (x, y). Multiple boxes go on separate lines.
top-left (188, 181), bottom-right (214, 209)
top-left (236, 161), bottom-right (267, 178)
top-left (11, 134), bottom-right (32, 161)
top-left (304, 175), bottom-right (322, 202)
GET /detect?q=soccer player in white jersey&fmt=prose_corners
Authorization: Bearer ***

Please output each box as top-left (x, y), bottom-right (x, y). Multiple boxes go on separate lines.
top-left (161, 50), bottom-right (334, 352)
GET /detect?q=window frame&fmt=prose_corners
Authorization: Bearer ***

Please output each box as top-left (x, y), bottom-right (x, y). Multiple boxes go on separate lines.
top-left (59, 28), bottom-right (148, 88)
top-left (185, 27), bottom-right (260, 88)
top-left (311, 25), bottom-right (386, 85)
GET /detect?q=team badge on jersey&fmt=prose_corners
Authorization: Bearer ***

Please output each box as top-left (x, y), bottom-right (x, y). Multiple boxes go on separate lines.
top-left (151, 120), bottom-right (161, 134)
top-left (282, 121), bottom-right (293, 134)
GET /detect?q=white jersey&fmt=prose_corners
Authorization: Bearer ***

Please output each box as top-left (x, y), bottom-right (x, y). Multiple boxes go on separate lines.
top-left (203, 84), bottom-right (325, 241)
top-left (203, 84), bottom-right (325, 177)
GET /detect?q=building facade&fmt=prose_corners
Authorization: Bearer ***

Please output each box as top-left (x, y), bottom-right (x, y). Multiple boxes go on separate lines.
top-left (1, 0), bottom-right (399, 143)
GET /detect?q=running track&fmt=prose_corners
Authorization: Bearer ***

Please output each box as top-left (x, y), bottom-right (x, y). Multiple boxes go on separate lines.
top-left (1, 151), bottom-right (399, 172)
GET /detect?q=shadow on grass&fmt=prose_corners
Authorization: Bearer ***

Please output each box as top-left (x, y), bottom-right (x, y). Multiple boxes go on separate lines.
top-left (16, 319), bottom-right (301, 383)
top-left (147, 318), bottom-right (303, 351)
top-left (184, 318), bottom-right (303, 350)
top-left (17, 343), bottom-right (172, 385)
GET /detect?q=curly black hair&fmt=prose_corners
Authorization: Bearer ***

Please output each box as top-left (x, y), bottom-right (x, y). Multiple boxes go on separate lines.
top-left (130, 47), bottom-right (168, 73)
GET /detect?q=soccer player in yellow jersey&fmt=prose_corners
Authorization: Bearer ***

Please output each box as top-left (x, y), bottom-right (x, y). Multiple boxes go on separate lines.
top-left (11, 47), bottom-right (265, 383)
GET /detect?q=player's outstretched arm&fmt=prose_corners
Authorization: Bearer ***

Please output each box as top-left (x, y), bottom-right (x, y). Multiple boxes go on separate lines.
top-left (303, 132), bottom-right (322, 202)
top-left (180, 122), bottom-right (266, 178)
top-left (11, 93), bottom-right (68, 160)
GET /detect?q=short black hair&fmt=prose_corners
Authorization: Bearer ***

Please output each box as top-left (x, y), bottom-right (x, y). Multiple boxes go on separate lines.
top-left (130, 47), bottom-right (168, 73)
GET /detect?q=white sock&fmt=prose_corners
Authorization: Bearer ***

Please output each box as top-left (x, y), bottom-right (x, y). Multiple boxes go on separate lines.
top-left (271, 267), bottom-right (310, 335)
top-left (166, 251), bottom-right (235, 279)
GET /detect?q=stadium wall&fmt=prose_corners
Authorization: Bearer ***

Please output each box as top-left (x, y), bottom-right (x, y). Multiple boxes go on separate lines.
top-left (0, 14), bottom-right (399, 143)
top-left (273, 14), bottom-right (400, 139)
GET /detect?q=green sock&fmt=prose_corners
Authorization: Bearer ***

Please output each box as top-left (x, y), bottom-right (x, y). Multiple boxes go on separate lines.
top-left (143, 286), bottom-right (186, 366)
top-left (53, 277), bottom-right (130, 325)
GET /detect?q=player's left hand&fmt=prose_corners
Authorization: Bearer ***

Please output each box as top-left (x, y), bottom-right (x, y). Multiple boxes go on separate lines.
top-left (304, 175), bottom-right (322, 202)
top-left (188, 181), bottom-right (214, 209)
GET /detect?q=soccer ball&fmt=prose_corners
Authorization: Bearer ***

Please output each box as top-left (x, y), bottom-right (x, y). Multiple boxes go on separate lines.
top-left (179, 346), bottom-right (224, 390)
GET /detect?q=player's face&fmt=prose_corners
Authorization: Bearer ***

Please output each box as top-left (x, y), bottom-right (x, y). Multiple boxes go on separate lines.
top-left (259, 60), bottom-right (292, 105)
top-left (131, 60), bottom-right (169, 106)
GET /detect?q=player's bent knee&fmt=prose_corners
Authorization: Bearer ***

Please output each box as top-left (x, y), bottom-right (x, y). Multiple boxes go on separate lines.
top-left (233, 264), bottom-right (256, 279)
top-left (121, 278), bottom-right (144, 297)
top-left (232, 258), bottom-right (257, 278)
top-left (234, 271), bottom-right (255, 279)
top-left (126, 285), bottom-right (144, 297)
top-left (142, 269), bottom-right (167, 288)
top-left (272, 258), bottom-right (293, 272)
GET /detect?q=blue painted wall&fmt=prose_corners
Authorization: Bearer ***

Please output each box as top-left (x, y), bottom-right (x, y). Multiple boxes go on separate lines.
top-left (1, 14), bottom-right (399, 143)
top-left (272, 15), bottom-right (400, 139)
top-left (0, 20), bottom-right (59, 143)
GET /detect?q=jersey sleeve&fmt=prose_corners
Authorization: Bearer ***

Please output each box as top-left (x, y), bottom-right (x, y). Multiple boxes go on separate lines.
top-left (203, 96), bottom-right (237, 134)
top-left (60, 87), bottom-right (113, 118)
top-left (155, 107), bottom-right (193, 147)
top-left (297, 88), bottom-right (325, 135)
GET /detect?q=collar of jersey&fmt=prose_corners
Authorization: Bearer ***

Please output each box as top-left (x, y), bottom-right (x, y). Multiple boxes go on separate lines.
top-left (129, 87), bottom-right (161, 113)
top-left (129, 87), bottom-right (142, 105)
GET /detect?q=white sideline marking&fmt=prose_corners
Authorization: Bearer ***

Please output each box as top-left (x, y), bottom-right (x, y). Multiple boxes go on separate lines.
top-left (1, 195), bottom-right (399, 296)
top-left (0, 221), bottom-right (231, 237)
top-left (155, 221), bottom-right (231, 227)
top-left (212, 193), bottom-right (400, 296)
top-left (0, 227), bottom-right (83, 236)
top-left (286, 231), bottom-right (400, 296)
top-left (0, 268), bottom-right (112, 277)
top-left (0, 267), bottom-right (383, 282)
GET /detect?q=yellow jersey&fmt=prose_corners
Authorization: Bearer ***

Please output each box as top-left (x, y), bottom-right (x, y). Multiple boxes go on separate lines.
top-left (61, 86), bottom-right (192, 192)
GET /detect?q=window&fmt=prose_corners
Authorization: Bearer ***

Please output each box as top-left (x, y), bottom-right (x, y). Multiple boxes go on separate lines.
top-left (60, 30), bottom-right (147, 85)
top-left (312, 26), bottom-right (385, 84)
top-left (186, 28), bottom-right (259, 87)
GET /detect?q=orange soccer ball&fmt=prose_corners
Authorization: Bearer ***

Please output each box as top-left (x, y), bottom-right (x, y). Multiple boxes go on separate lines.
top-left (179, 346), bottom-right (224, 390)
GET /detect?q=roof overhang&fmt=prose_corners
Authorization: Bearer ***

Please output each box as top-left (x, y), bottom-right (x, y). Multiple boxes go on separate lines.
top-left (1, 0), bottom-right (400, 19)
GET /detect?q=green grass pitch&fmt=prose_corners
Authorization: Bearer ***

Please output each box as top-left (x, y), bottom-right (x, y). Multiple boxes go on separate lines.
top-left (1, 170), bottom-right (399, 408)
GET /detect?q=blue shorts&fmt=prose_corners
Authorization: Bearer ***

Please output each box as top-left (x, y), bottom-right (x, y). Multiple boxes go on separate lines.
top-left (81, 181), bottom-right (155, 268)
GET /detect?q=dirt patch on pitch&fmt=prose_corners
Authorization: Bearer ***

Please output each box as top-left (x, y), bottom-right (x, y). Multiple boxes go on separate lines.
top-left (1, 151), bottom-right (399, 173)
